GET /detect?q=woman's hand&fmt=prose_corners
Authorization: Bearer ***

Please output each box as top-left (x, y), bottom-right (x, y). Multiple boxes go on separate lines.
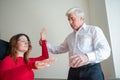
top-left (40, 28), bottom-right (46, 40)
top-left (39, 28), bottom-right (46, 45)
top-left (35, 58), bottom-right (56, 69)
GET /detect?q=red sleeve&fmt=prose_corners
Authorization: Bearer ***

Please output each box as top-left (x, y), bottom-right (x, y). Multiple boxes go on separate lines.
top-left (27, 61), bottom-right (38, 69)
top-left (29, 40), bottom-right (49, 62)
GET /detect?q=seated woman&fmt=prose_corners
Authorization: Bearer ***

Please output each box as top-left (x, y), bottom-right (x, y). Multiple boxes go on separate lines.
top-left (0, 28), bottom-right (55, 80)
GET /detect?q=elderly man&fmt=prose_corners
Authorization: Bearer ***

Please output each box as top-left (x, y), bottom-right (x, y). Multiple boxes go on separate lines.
top-left (47, 7), bottom-right (111, 80)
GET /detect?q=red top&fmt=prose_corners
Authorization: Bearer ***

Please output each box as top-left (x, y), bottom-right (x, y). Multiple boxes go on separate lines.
top-left (0, 40), bottom-right (49, 80)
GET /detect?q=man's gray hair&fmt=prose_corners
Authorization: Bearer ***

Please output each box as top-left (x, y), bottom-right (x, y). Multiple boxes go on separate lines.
top-left (66, 7), bottom-right (84, 18)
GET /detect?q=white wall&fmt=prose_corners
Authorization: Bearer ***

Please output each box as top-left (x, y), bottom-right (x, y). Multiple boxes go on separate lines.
top-left (0, 0), bottom-right (115, 79)
top-left (0, 0), bottom-right (89, 79)
top-left (105, 0), bottom-right (120, 78)
top-left (88, 0), bottom-right (115, 79)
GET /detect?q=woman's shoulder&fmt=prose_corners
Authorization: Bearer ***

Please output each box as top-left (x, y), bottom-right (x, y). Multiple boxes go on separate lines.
top-left (3, 56), bottom-right (12, 60)
top-left (1, 56), bottom-right (13, 64)
top-left (0, 56), bottom-right (15, 74)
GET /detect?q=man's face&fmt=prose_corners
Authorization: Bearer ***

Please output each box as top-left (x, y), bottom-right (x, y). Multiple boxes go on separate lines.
top-left (68, 12), bottom-right (83, 31)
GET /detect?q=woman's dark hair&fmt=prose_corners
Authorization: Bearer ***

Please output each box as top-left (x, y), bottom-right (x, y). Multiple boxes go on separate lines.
top-left (7, 33), bottom-right (32, 64)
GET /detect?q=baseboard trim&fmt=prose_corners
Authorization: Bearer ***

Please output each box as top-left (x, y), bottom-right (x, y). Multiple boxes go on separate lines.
top-left (35, 78), bottom-right (66, 80)
top-left (35, 78), bottom-right (120, 80)
top-left (108, 78), bottom-right (120, 80)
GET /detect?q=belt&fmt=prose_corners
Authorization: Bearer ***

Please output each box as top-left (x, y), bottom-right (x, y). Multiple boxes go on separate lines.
top-left (71, 63), bottom-right (99, 70)
top-left (79, 63), bottom-right (96, 69)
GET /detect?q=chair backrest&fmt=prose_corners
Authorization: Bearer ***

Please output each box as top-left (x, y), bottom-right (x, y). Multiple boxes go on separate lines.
top-left (0, 39), bottom-right (9, 60)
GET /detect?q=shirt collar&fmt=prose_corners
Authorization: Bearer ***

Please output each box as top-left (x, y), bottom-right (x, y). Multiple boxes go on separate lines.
top-left (74, 23), bottom-right (86, 33)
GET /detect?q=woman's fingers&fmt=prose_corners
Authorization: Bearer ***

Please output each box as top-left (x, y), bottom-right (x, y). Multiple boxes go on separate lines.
top-left (40, 28), bottom-right (46, 40)
top-left (35, 58), bottom-right (56, 69)
top-left (42, 58), bottom-right (56, 64)
top-left (35, 61), bottom-right (50, 69)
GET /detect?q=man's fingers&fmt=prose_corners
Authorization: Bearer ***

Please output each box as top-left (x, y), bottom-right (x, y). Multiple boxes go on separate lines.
top-left (70, 55), bottom-right (78, 59)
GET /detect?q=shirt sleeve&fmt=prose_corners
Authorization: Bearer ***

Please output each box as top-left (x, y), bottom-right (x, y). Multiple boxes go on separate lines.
top-left (47, 38), bottom-right (69, 54)
top-left (29, 40), bottom-right (49, 62)
top-left (86, 27), bottom-right (111, 63)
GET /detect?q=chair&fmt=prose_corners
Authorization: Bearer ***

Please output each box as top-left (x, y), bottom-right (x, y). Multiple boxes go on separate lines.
top-left (0, 39), bottom-right (9, 60)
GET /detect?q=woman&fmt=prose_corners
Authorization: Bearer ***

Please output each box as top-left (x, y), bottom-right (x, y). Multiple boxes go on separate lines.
top-left (0, 28), bottom-right (55, 80)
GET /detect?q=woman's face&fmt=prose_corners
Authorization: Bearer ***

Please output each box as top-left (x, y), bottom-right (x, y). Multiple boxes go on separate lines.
top-left (17, 36), bottom-right (29, 53)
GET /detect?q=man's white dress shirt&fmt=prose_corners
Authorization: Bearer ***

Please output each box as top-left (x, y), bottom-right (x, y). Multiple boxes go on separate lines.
top-left (47, 23), bottom-right (111, 65)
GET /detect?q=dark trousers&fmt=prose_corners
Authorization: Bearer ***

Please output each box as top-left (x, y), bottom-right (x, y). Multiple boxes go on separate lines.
top-left (67, 63), bottom-right (104, 80)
